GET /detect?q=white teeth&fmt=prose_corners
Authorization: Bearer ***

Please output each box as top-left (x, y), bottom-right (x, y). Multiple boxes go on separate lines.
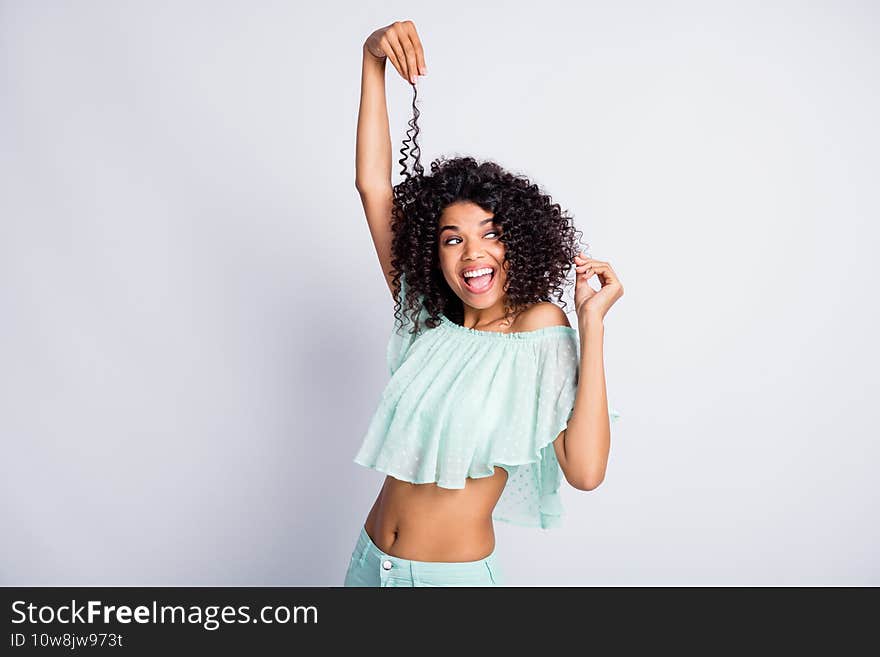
top-left (462, 267), bottom-right (493, 278)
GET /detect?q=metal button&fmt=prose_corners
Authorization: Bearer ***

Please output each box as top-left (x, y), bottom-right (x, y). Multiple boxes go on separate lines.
top-left (382, 559), bottom-right (393, 570)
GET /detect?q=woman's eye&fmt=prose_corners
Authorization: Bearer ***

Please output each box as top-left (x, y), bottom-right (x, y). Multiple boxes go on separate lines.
top-left (443, 231), bottom-right (499, 246)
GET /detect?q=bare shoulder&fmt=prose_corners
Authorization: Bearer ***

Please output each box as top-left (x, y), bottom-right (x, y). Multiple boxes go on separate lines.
top-left (513, 301), bottom-right (571, 332)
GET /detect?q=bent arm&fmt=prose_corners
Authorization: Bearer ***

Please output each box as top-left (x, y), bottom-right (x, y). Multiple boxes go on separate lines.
top-left (552, 318), bottom-right (612, 491)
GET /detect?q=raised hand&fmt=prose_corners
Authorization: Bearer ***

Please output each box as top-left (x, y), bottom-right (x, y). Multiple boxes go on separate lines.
top-left (365, 20), bottom-right (427, 85)
top-left (573, 251), bottom-right (624, 322)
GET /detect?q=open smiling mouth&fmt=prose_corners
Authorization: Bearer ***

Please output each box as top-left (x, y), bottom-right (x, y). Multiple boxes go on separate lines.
top-left (461, 267), bottom-right (495, 294)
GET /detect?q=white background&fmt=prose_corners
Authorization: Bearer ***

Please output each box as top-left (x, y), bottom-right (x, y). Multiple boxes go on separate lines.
top-left (1, 0), bottom-right (877, 585)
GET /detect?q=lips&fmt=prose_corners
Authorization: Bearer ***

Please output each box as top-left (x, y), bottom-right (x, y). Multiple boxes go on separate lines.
top-left (461, 267), bottom-right (495, 294)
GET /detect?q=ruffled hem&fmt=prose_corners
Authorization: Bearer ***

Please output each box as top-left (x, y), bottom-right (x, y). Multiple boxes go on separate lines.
top-left (352, 455), bottom-right (503, 489)
top-left (353, 456), bottom-right (551, 489)
top-left (354, 403), bottom-right (567, 484)
top-left (491, 508), bottom-right (563, 530)
top-left (509, 410), bottom-right (569, 529)
top-left (356, 455), bottom-right (565, 530)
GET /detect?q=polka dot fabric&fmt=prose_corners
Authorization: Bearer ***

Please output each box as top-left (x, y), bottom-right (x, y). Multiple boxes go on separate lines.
top-left (354, 273), bottom-right (621, 529)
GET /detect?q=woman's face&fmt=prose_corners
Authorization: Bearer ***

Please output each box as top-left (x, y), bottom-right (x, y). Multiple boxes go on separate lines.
top-left (437, 201), bottom-right (508, 309)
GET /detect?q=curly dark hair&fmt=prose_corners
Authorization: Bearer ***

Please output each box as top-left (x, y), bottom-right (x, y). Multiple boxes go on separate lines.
top-left (390, 83), bottom-right (585, 334)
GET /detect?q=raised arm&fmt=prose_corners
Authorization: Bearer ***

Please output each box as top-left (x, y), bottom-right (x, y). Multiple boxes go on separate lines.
top-left (355, 21), bottom-right (426, 298)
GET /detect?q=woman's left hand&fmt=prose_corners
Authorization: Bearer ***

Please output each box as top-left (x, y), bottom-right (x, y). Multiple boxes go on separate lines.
top-left (573, 252), bottom-right (624, 322)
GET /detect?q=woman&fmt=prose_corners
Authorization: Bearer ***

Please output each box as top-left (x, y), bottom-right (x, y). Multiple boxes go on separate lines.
top-left (345, 20), bottom-right (623, 587)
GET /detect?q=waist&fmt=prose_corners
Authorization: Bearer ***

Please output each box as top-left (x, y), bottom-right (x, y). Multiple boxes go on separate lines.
top-left (364, 472), bottom-right (507, 561)
top-left (353, 524), bottom-right (500, 580)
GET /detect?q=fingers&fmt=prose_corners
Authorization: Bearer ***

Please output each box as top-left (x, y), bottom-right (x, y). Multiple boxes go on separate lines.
top-left (383, 29), bottom-right (409, 81)
top-left (381, 21), bottom-right (426, 84)
top-left (577, 262), bottom-right (615, 278)
top-left (577, 266), bottom-right (595, 281)
top-left (575, 258), bottom-right (606, 273)
top-left (574, 252), bottom-right (610, 269)
top-left (409, 26), bottom-right (427, 75)
top-left (403, 35), bottom-right (419, 83)
top-left (406, 21), bottom-right (428, 75)
top-left (573, 252), bottom-right (620, 285)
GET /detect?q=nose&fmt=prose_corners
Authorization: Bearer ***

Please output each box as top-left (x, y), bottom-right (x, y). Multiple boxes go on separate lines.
top-left (463, 246), bottom-right (485, 261)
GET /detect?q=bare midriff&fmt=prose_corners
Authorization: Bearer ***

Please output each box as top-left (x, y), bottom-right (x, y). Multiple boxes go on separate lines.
top-left (363, 466), bottom-right (509, 562)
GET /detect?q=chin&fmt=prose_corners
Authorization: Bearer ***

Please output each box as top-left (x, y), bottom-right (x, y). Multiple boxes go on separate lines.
top-left (458, 280), bottom-right (506, 309)
top-left (459, 294), bottom-right (498, 309)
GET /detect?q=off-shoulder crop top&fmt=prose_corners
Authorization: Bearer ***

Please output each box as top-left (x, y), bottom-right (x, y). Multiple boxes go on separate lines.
top-left (353, 273), bottom-right (621, 529)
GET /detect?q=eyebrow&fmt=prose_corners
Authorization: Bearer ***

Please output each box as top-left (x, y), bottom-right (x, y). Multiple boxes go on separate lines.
top-left (438, 218), bottom-right (497, 235)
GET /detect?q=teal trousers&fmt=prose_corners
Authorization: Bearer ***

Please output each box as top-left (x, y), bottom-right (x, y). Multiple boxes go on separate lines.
top-left (343, 525), bottom-right (504, 587)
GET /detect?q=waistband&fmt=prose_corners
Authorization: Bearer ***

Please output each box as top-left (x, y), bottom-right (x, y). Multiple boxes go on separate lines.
top-left (354, 525), bottom-right (498, 576)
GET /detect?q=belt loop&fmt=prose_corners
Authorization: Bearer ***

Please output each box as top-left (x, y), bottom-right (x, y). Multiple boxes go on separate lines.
top-left (357, 531), bottom-right (370, 567)
top-left (411, 561), bottom-right (421, 587)
top-left (486, 557), bottom-right (499, 585)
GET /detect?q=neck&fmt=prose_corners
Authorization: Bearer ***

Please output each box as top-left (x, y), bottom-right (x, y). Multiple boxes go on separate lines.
top-left (461, 299), bottom-right (514, 330)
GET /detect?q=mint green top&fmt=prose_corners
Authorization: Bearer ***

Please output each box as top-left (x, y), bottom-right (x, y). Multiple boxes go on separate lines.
top-left (353, 273), bottom-right (621, 529)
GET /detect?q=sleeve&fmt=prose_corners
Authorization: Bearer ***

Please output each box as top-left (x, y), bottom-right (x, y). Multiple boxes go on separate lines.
top-left (385, 272), bottom-right (429, 377)
top-left (536, 333), bottom-right (580, 433)
top-left (609, 405), bottom-right (622, 424)
top-left (494, 332), bottom-right (620, 530)
top-left (549, 337), bottom-right (619, 425)
top-left (517, 333), bottom-right (577, 529)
